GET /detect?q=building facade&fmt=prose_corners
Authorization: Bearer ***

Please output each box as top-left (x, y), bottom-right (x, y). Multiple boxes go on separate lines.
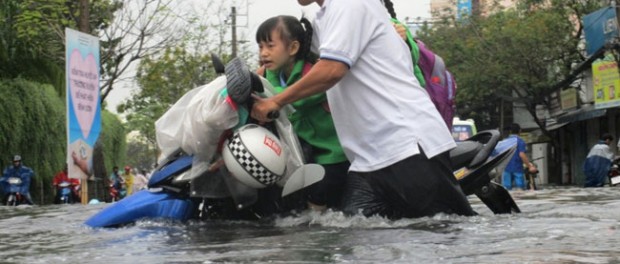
top-left (428, 0), bottom-right (619, 186)
top-left (430, 0), bottom-right (517, 19)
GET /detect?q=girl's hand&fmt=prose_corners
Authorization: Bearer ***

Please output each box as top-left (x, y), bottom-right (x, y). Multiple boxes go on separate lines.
top-left (256, 66), bottom-right (266, 76)
top-left (393, 22), bottom-right (407, 41)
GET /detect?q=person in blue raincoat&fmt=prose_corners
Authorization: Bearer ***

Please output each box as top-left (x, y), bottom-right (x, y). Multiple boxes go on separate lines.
top-left (583, 133), bottom-right (614, 187)
top-left (1, 155), bottom-right (35, 204)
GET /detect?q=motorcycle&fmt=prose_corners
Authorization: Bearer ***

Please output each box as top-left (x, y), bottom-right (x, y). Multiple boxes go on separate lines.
top-left (85, 57), bottom-right (520, 228)
top-left (608, 158), bottom-right (620, 186)
top-left (3, 177), bottom-right (27, 206)
top-left (107, 183), bottom-right (120, 202)
top-left (524, 157), bottom-right (541, 191)
top-left (55, 181), bottom-right (80, 204)
top-left (107, 179), bottom-right (126, 202)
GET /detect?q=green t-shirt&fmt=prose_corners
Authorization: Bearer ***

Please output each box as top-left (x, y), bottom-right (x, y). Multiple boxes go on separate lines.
top-left (265, 60), bottom-right (347, 164)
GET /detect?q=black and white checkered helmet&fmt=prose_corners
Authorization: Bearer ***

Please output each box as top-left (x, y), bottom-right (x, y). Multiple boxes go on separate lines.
top-left (222, 124), bottom-right (287, 188)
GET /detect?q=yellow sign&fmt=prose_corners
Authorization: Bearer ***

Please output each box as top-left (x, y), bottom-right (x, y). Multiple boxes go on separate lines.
top-left (560, 88), bottom-right (578, 110)
top-left (592, 54), bottom-right (620, 109)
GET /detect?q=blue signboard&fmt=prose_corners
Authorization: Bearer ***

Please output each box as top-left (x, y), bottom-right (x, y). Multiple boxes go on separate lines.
top-left (584, 7), bottom-right (618, 56)
top-left (457, 0), bottom-right (472, 20)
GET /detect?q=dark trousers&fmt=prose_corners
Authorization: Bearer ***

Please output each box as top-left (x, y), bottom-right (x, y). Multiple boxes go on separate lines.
top-left (306, 161), bottom-right (350, 208)
top-left (341, 150), bottom-right (475, 219)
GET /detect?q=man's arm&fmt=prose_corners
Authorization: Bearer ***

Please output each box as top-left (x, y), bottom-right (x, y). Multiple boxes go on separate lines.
top-left (71, 151), bottom-right (91, 176)
top-left (21, 170), bottom-right (32, 194)
top-left (519, 152), bottom-right (536, 173)
top-left (251, 59), bottom-right (348, 122)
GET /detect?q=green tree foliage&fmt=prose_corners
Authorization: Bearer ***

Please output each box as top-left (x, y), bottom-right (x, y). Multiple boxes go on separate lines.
top-left (0, 79), bottom-right (126, 204)
top-left (0, 0), bottom-right (66, 94)
top-left (417, 0), bottom-right (605, 129)
top-left (13, 0), bottom-right (120, 64)
top-left (0, 0), bottom-right (122, 97)
top-left (0, 79), bottom-right (65, 203)
top-left (118, 46), bottom-right (218, 157)
top-left (125, 139), bottom-right (156, 172)
top-left (100, 110), bottom-right (127, 174)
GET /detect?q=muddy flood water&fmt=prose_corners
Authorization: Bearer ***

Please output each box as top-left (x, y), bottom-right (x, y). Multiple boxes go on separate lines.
top-left (0, 186), bottom-right (619, 263)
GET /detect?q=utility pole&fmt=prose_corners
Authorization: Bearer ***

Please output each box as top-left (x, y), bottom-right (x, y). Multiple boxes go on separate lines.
top-left (78, 0), bottom-right (90, 205)
top-left (229, 2), bottom-right (248, 59)
top-left (500, 98), bottom-right (505, 137)
top-left (231, 6), bottom-right (237, 58)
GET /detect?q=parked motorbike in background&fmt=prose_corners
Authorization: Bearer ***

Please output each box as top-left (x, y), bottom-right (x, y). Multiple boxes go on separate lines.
top-left (608, 158), bottom-right (620, 186)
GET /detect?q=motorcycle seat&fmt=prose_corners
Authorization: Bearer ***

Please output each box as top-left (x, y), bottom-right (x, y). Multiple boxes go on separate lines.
top-left (148, 155), bottom-right (194, 188)
top-left (450, 141), bottom-right (483, 170)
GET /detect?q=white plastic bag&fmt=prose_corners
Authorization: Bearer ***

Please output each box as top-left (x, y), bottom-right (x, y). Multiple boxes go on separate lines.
top-left (155, 74), bottom-right (313, 188)
top-left (155, 76), bottom-right (239, 179)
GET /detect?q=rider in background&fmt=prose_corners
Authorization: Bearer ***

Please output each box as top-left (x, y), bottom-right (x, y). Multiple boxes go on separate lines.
top-left (52, 164), bottom-right (81, 203)
top-left (108, 166), bottom-right (125, 200)
top-left (122, 166), bottom-right (135, 196)
top-left (1, 155), bottom-right (34, 205)
top-left (255, 15), bottom-right (350, 211)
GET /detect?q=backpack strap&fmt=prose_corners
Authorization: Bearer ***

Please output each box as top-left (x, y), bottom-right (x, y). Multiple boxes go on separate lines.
top-left (302, 62), bottom-right (312, 76)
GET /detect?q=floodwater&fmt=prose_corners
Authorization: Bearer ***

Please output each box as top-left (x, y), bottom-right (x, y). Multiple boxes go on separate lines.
top-left (0, 186), bottom-right (619, 263)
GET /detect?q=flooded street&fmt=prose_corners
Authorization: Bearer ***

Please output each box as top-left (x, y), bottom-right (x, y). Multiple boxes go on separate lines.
top-left (1, 186), bottom-right (619, 263)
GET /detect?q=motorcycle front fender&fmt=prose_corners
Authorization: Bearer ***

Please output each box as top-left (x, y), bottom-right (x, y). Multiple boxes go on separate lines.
top-left (85, 189), bottom-right (195, 228)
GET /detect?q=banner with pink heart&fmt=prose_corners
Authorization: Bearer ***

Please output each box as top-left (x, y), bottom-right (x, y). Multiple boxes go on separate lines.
top-left (68, 49), bottom-right (99, 139)
top-left (66, 28), bottom-right (101, 181)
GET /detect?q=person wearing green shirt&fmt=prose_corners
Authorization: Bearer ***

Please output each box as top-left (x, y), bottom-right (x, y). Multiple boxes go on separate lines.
top-left (256, 15), bottom-right (349, 210)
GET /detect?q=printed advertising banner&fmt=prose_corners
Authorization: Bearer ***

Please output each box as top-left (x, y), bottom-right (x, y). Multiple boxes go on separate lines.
top-left (457, 0), bottom-right (472, 20)
top-left (583, 7), bottom-right (618, 56)
top-left (65, 28), bottom-right (101, 183)
top-left (592, 54), bottom-right (620, 109)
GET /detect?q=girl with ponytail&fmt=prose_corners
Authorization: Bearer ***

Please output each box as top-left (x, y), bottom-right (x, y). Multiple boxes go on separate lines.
top-left (255, 16), bottom-right (349, 211)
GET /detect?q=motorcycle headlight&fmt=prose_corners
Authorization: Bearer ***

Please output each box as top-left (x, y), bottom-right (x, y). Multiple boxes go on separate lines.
top-left (8, 177), bottom-right (22, 185)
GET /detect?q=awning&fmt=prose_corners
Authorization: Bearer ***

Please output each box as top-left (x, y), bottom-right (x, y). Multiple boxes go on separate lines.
top-left (556, 108), bottom-right (607, 124)
top-left (546, 122), bottom-right (569, 131)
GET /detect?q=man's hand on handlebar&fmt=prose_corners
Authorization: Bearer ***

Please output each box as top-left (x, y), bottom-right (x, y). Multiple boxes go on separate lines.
top-left (251, 94), bottom-right (281, 122)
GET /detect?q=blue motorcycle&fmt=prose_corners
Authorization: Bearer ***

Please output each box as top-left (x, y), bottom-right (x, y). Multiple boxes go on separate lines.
top-left (2, 176), bottom-right (29, 206)
top-left (85, 58), bottom-right (520, 228)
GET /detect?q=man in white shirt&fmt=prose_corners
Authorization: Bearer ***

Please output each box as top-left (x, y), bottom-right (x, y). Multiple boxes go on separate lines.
top-left (252, 0), bottom-right (474, 218)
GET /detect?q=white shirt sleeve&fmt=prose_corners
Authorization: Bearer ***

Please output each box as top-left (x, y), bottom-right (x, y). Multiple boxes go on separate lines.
top-left (310, 18), bottom-right (320, 55)
top-left (318, 0), bottom-right (379, 67)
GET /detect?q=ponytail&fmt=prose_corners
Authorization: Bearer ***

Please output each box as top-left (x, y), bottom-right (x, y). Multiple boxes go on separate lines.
top-left (299, 17), bottom-right (317, 63)
top-left (383, 0), bottom-right (397, 19)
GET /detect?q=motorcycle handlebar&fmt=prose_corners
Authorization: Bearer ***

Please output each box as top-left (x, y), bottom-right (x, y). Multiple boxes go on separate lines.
top-left (267, 111), bottom-right (280, 119)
